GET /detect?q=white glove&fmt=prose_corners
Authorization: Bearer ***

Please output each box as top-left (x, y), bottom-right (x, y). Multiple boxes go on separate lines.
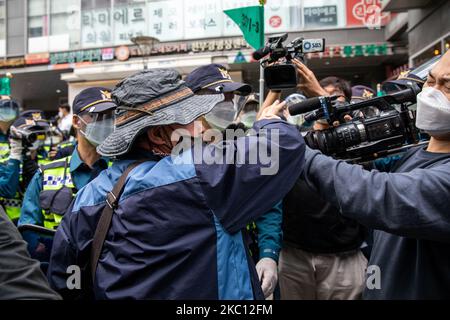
top-left (9, 138), bottom-right (23, 162)
top-left (255, 257), bottom-right (278, 298)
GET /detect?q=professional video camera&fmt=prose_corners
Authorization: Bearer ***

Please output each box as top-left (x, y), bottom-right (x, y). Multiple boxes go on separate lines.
top-left (252, 33), bottom-right (325, 90)
top-left (289, 87), bottom-right (420, 162)
top-left (287, 57), bottom-right (439, 163)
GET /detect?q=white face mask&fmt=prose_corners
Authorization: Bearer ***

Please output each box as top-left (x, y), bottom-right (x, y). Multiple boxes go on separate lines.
top-left (58, 111), bottom-right (64, 118)
top-left (416, 87), bottom-right (450, 135)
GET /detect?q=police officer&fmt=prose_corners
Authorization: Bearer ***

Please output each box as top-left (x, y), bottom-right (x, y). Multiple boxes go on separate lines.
top-left (0, 129), bottom-right (23, 224)
top-left (13, 110), bottom-right (55, 187)
top-left (0, 110), bottom-right (51, 223)
top-left (19, 87), bottom-right (116, 230)
top-left (0, 98), bottom-right (20, 163)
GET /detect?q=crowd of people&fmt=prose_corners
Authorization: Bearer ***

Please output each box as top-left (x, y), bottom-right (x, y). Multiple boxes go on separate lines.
top-left (0, 49), bottom-right (449, 300)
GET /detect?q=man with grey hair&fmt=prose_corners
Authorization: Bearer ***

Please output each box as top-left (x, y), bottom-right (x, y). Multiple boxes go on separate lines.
top-left (48, 69), bottom-right (305, 299)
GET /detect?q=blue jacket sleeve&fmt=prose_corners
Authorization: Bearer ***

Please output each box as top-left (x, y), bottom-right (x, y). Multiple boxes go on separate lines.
top-left (18, 170), bottom-right (44, 226)
top-left (47, 198), bottom-right (104, 299)
top-left (303, 147), bottom-right (450, 243)
top-left (256, 201), bottom-right (283, 262)
top-left (195, 119), bottom-right (305, 234)
top-left (0, 159), bottom-right (20, 198)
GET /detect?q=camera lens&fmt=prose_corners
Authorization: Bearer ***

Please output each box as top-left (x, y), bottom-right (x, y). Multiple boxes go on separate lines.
top-left (27, 133), bottom-right (37, 144)
top-left (305, 122), bottom-right (363, 155)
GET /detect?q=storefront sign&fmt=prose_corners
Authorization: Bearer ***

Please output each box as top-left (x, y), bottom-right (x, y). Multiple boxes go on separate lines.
top-left (50, 49), bottom-right (102, 65)
top-left (47, 36), bottom-right (249, 64)
top-left (101, 48), bottom-right (115, 61)
top-left (191, 38), bottom-right (250, 52)
top-left (306, 43), bottom-right (391, 59)
top-left (115, 46), bottom-right (130, 61)
top-left (346, 0), bottom-right (391, 29)
top-left (304, 5), bottom-right (338, 28)
top-left (0, 57), bottom-right (26, 68)
top-left (81, 0), bottom-right (305, 47)
top-left (113, 38), bottom-right (248, 61)
top-left (82, 4), bottom-right (147, 48)
top-left (25, 53), bottom-right (50, 65)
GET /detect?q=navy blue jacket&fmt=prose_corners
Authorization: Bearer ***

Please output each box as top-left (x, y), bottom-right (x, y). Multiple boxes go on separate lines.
top-left (48, 119), bottom-right (305, 299)
top-left (303, 146), bottom-right (450, 299)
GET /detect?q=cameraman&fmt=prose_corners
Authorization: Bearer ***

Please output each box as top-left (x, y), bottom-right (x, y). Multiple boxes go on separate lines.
top-left (263, 61), bottom-right (367, 299)
top-left (300, 51), bottom-right (450, 299)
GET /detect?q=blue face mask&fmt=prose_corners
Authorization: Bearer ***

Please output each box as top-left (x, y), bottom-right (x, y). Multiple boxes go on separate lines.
top-left (79, 114), bottom-right (115, 147)
top-left (0, 107), bottom-right (18, 122)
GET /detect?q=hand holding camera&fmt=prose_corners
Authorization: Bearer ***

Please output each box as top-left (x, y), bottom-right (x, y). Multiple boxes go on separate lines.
top-left (293, 59), bottom-right (328, 98)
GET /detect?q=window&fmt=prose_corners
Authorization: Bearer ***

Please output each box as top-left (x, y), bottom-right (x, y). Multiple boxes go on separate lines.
top-left (0, 0), bottom-right (5, 56)
top-left (28, 0), bottom-right (48, 38)
top-left (28, 0), bottom-right (81, 53)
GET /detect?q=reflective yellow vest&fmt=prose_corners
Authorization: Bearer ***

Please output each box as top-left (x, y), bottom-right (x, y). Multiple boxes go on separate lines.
top-left (40, 156), bottom-right (112, 229)
top-left (1, 154), bottom-right (52, 222)
top-left (0, 141), bottom-right (10, 164)
top-left (40, 156), bottom-right (75, 230)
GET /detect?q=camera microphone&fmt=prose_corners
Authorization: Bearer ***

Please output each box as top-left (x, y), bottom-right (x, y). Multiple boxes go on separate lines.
top-left (252, 46), bottom-right (271, 60)
top-left (287, 95), bottom-right (337, 116)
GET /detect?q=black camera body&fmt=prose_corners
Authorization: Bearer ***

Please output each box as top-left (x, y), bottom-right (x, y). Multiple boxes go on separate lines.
top-left (305, 109), bottom-right (414, 161)
top-left (289, 86), bottom-right (422, 162)
top-left (253, 33), bottom-right (325, 90)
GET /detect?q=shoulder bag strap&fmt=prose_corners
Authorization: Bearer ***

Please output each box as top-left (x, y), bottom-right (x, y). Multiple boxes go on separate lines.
top-left (90, 160), bottom-right (145, 282)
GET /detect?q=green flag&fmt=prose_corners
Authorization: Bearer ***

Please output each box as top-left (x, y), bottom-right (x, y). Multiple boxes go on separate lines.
top-left (224, 6), bottom-right (265, 50)
top-left (0, 77), bottom-right (11, 96)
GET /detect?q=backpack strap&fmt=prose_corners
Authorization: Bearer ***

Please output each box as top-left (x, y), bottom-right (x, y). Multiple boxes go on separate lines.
top-left (90, 161), bottom-right (145, 282)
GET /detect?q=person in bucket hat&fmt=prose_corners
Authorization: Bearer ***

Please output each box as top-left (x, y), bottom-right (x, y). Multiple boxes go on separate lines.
top-left (48, 68), bottom-right (305, 300)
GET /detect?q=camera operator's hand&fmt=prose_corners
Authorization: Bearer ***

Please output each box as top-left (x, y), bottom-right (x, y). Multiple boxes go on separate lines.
top-left (257, 100), bottom-right (289, 121)
top-left (293, 59), bottom-right (328, 98)
top-left (9, 138), bottom-right (23, 162)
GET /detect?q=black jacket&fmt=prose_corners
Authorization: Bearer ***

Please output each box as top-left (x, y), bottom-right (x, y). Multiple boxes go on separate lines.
top-left (283, 173), bottom-right (365, 254)
top-left (0, 207), bottom-right (61, 300)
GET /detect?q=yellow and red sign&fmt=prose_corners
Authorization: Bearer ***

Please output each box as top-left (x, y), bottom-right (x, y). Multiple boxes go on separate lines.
top-left (346, 0), bottom-right (391, 28)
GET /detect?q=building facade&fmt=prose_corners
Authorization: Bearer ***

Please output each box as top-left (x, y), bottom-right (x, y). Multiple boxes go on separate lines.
top-left (0, 0), bottom-right (413, 112)
top-left (382, 0), bottom-right (449, 67)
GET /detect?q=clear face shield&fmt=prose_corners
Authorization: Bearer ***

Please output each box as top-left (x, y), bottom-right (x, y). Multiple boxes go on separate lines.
top-left (235, 94), bottom-right (260, 129)
top-left (0, 100), bottom-right (19, 122)
top-left (203, 92), bottom-right (249, 131)
top-left (78, 110), bottom-right (115, 147)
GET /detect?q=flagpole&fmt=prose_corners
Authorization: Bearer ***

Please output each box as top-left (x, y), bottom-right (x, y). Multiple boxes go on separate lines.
top-left (258, 1), bottom-right (265, 109)
top-left (259, 64), bottom-right (264, 108)
top-left (223, 1), bottom-right (265, 107)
